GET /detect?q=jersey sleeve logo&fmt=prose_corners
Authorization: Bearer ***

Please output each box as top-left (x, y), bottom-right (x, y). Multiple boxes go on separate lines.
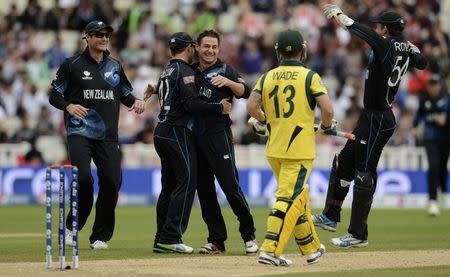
top-left (206, 72), bottom-right (219, 79)
top-left (100, 63), bottom-right (121, 87)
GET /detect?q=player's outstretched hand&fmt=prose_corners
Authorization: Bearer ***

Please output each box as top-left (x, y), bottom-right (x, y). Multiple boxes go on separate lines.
top-left (211, 75), bottom-right (231, 88)
top-left (323, 4), bottom-right (343, 19)
top-left (144, 84), bottom-right (157, 102)
top-left (322, 4), bottom-right (354, 27)
top-left (129, 99), bottom-right (146, 114)
top-left (248, 117), bottom-right (268, 137)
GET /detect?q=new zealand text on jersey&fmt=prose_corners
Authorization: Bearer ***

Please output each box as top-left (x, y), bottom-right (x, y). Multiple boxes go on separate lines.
top-left (83, 89), bottom-right (115, 100)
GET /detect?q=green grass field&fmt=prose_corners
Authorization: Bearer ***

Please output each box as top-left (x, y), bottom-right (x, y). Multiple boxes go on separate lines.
top-left (0, 206), bottom-right (449, 276)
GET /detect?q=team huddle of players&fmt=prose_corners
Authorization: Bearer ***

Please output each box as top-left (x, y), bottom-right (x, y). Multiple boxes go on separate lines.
top-left (147, 4), bottom-right (426, 266)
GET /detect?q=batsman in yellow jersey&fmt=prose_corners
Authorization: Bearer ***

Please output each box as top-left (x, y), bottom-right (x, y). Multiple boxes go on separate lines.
top-left (247, 29), bottom-right (335, 266)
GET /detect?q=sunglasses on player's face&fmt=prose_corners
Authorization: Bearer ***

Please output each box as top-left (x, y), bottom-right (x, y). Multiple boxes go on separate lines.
top-left (91, 32), bottom-right (112, 39)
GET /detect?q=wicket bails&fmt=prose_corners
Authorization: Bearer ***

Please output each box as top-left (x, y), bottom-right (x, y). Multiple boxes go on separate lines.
top-left (45, 165), bottom-right (79, 270)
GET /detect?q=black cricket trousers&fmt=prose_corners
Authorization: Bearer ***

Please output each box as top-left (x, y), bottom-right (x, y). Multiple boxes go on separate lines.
top-left (424, 139), bottom-right (450, 200)
top-left (65, 135), bottom-right (122, 243)
top-left (324, 110), bottom-right (396, 240)
top-left (154, 123), bottom-right (198, 244)
top-left (196, 128), bottom-right (255, 247)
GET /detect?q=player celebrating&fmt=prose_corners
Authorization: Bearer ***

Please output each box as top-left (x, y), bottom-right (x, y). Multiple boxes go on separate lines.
top-left (313, 5), bottom-right (427, 248)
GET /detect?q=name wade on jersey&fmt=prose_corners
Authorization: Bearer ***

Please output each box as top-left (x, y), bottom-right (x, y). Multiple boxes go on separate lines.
top-left (83, 89), bottom-right (114, 100)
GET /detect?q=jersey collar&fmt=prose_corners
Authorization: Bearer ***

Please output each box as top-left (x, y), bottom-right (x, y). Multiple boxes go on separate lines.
top-left (389, 34), bottom-right (404, 39)
top-left (170, 58), bottom-right (193, 67)
top-left (82, 47), bottom-right (110, 64)
top-left (196, 58), bottom-right (224, 72)
top-left (280, 60), bottom-right (305, 67)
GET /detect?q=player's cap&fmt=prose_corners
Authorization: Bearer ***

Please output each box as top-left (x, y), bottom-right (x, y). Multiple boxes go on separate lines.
top-left (370, 11), bottom-right (405, 26)
top-left (169, 32), bottom-right (196, 51)
top-left (275, 29), bottom-right (304, 54)
top-left (428, 74), bottom-right (440, 84)
top-left (82, 21), bottom-right (113, 38)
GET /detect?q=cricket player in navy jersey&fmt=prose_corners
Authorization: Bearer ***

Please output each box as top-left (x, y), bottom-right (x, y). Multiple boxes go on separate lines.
top-left (192, 30), bottom-right (258, 255)
top-left (49, 20), bottom-right (146, 250)
top-left (151, 32), bottom-right (232, 254)
top-left (313, 5), bottom-right (427, 248)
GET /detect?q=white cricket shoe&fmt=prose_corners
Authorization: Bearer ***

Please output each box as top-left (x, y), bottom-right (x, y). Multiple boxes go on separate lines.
top-left (306, 244), bottom-right (325, 264)
top-left (90, 240), bottom-right (108, 250)
top-left (154, 243), bottom-right (194, 254)
top-left (198, 242), bottom-right (225, 254)
top-left (245, 239), bottom-right (259, 255)
top-left (258, 251), bottom-right (292, 267)
top-left (330, 233), bottom-right (368, 249)
top-left (312, 213), bottom-right (337, 232)
top-left (428, 200), bottom-right (440, 217)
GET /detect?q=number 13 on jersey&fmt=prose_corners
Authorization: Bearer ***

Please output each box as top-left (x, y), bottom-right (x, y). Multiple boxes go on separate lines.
top-left (268, 85), bottom-right (296, 118)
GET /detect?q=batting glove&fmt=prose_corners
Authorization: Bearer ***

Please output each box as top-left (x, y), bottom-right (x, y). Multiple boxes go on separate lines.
top-left (323, 4), bottom-right (354, 28)
top-left (315, 119), bottom-right (338, 136)
top-left (248, 117), bottom-right (268, 137)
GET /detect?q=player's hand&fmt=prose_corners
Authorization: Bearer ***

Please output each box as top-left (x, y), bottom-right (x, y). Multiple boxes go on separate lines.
top-left (322, 4), bottom-right (354, 27)
top-left (316, 119), bottom-right (338, 136)
top-left (434, 114), bottom-right (446, 126)
top-left (248, 117), bottom-right (268, 137)
top-left (323, 4), bottom-right (343, 19)
top-left (220, 98), bottom-right (232, 114)
top-left (411, 127), bottom-right (420, 138)
top-left (129, 99), bottom-right (146, 114)
top-left (66, 104), bottom-right (88, 119)
top-left (144, 84), bottom-right (157, 102)
top-left (211, 75), bottom-right (232, 88)
top-left (407, 41), bottom-right (421, 54)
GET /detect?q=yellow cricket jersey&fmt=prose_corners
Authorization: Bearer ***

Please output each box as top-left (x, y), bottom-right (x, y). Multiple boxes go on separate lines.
top-left (253, 60), bottom-right (327, 159)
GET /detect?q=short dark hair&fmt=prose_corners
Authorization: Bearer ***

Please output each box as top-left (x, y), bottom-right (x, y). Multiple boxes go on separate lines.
top-left (386, 24), bottom-right (404, 36)
top-left (197, 30), bottom-right (221, 46)
top-left (280, 51), bottom-right (300, 59)
top-left (170, 46), bottom-right (188, 56)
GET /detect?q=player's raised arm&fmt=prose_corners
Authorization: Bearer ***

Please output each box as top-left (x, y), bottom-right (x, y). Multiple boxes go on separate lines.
top-left (323, 4), bottom-right (387, 55)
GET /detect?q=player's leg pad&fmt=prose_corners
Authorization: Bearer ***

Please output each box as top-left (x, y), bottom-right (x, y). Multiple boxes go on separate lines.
top-left (260, 199), bottom-right (291, 253)
top-left (349, 170), bottom-right (375, 239)
top-left (323, 155), bottom-right (349, 222)
top-left (275, 184), bottom-right (317, 257)
top-left (294, 210), bottom-right (321, 256)
top-left (293, 183), bottom-right (321, 256)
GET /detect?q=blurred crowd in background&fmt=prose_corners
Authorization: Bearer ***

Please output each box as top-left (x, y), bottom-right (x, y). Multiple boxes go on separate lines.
top-left (0, 0), bottom-right (448, 159)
